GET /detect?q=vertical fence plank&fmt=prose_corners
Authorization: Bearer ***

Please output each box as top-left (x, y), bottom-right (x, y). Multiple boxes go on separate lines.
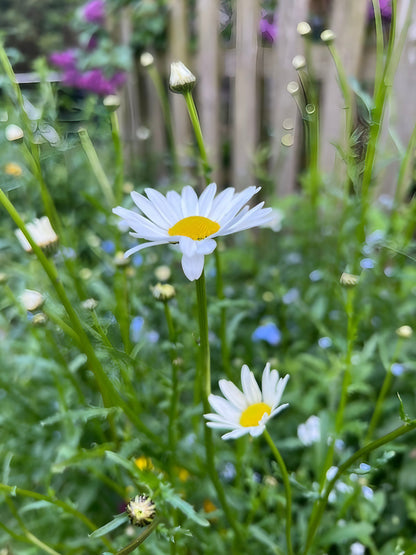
top-left (270, 0), bottom-right (310, 196)
top-left (168, 0), bottom-right (191, 168)
top-left (232, 0), bottom-right (261, 190)
top-left (196, 0), bottom-right (220, 184)
top-left (319, 0), bottom-right (367, 173)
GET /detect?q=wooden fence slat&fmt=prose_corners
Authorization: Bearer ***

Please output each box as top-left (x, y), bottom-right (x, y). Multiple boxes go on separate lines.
top-left (232, 0), bottom-right (261, 190)
top-left (319, 0), bottom-right (367, 174)
top-left (270, 0), bottom-right (310, 196)
top-left (168, 0), bottom-right (191, 167)
top-left (196, 0), bottom-right (220, 185)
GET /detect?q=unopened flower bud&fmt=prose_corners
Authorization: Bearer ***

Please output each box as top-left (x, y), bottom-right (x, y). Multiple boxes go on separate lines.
top-left (321, 29), bottom-right (336, 43)
top-left (340, 272), bottom-right (359, 287)
top-left (151, 282), bottom-right (176, 302)
top-left (140, 52), bottom-right (154, 68)
top-left (5, 124), bottom-right (24, 142)
top-left (297, 21), bottom-right (312, 36)
top-left (33, 312), bottom-right (48, 326)
top-left (169, 61), bottom-right (196, 94)
top-left (126, 495), bottom-right (156, 527)
top-left (103, 95), bottom-right (120, 112)
top-left (82, 298), bottom-right (98, 311)
top-left (154, 265), bottom-right (171, 281)
top-left (396, 325), bottom-right (413, 339)
top-left (292, 55), bottom-right (306, 71)
top-left (15, 216), bottom-right (58, 254)
top-left (287, 81), bottom-right (300, 96)
top-left (20, 289), bottom-right (44, 311)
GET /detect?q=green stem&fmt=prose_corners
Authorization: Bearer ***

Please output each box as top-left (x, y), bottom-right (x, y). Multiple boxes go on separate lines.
top-left (115, 518), bottom-right (159, 555)
top-left (195, 271), bottom-right (242, 538)
top-left (183, 90), bottom-right (211, 183)
top-left (0, 483), bottom-right (114, 551)
top-left (110, 109), bottom-right (124, 205)
top-left (264, 430), bottom-right (293, 555)
top-left (165, 302), bottom-right (179, 472)
top-left (215, 248), bottom-right (231, 377)
top-left (302, 420), bottom-right (416, 554)
top-left (78, 127), bottom-right (115, 207)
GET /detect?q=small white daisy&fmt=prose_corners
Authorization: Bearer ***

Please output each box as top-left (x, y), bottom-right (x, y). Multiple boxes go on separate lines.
top-left (204, 362), bottom-right (289, 440)
top-left (15, 216), bottom-right (58, 253)
top-left (113, 183), bottom-right (272, 281)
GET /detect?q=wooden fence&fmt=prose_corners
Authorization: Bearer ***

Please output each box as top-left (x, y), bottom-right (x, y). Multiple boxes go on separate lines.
top-left (122, 0), bottom-right (416, 195)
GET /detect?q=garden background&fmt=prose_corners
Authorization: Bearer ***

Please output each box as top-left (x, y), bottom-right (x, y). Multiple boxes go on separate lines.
top-left (1, 1), bottom-right (416, 554)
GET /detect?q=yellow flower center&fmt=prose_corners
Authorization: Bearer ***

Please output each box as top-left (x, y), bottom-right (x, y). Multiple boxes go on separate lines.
top-left (239, 402), bottom-right (271, 427)
top-left (168, 216), bottom-right (220, 241)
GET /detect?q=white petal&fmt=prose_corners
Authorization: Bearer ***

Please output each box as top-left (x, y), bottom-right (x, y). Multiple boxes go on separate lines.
top-left (204, 412), bottom-right (239, 425)
top-left (216, 186), bottom-right (259, 226)
top-left (208, 187), bottom-right (235, 219)
top-left (249, 424), bottom-right (266, 437)
top-left (181, 253), bottom-right (204, 281)
top-left (166, 190), bottom-right (184, 221)
top-left (271, 374), bottom-right (290, 410)
top-left (269, 403), bottom-right (289, 419)
top-left (179, 236), bottom-right (197, 257)
top-left (124, 240), bottom-right (168, 257)
top-left (218, 379), bottom-right (248, 411)
top-left (208, 394), bottom-right (240, 420)
top-left (181, 186), bottom-right (199, 216)
top-left (195, 238), bottom-right (217, 255)
top-left (198, 183), bottom-right (217, 216)
top-left (222, 206), bottom-right (273, 235)
top-left (131, 190), bottom-right (172, 228)
top-left (112, 207), bottom-right (167, 239)
top-left (207, 421), bottom-right (239, 430)
top-left (221, 427), bottom-right (249, 440)
top-left (240, 365), bottom-right (262, 404)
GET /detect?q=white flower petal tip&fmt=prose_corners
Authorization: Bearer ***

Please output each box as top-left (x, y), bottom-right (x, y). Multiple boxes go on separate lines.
top-left (113, 185), bottom-right (271, 281)
top-left (205, 362), bottom-right (290, 440)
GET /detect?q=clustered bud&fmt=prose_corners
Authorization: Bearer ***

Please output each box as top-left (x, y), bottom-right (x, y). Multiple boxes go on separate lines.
top-left (151, 283), bottom-right (176, 302)
top-left (126, 495), bottom-right (156, 527)
top-left (169, 61), bottom-right (196, 94)
top-left (340, 272), bottom-right (359, 287)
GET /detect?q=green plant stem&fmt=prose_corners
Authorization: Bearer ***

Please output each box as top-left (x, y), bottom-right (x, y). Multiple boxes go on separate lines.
top-left (263, 430), bottom-right (293, 555)
top-left (195, 271), bottom-right (242, 539)
top-left (302, 420), bottom-right (416, 554)
top-left (371, 0), bottom-right (384, 94)
top-left (0, 483), bottom-right (114, 551)
top-left (0, 188), bottom-right (161, 445)
top-left (164, 302), bottom-right (179, 473)
top-left (110, 110), bottom-right (124, 205)
top-left (115, 518), bottom-right (159, 555)
top-left (183, 91), bottom-right (211, 182)
top-left (78, 127), bottom-right (115, 207)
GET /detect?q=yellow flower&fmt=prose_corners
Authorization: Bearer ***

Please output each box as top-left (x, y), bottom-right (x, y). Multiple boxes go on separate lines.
top-left (178, 467), bottom-right (190, 482)
top-left (5, 162), bottom-right (23, 177)
top-left (134, 456), bottom-right (154, 471)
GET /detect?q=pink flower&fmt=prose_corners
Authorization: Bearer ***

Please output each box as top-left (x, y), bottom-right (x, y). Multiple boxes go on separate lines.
top-left (260, 12), bottom-right (278, 43)
top-left (49, 50), bottom-right (77, 69)
top-left (368, 0), bottom-right (392, 20)
top-left (82, 0), bottom-right (106, 24)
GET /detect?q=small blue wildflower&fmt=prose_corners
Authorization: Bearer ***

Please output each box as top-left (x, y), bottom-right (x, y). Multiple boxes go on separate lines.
top-left (101, 240), bottom-right (115, 254)
top-left (360, 258), bottom-right (375, 269)
top-left (326, 466), bottom-right (338, 481)
top-left (309, 269), bottom-right (323, 282)
top-left (282, 288), bottom-right (299, 305)
top-left (391, 363), bottom-right (404, 376)
top-left (130, 316), bottom-right (144, 343)
top-left (221, 462), bottom-right (236, 482)
top-left (286, 252), bottom-right (302, 265)
top-left (146, 330), bottom-right (160, 344)
top-left (359, 463), bottom-right (371, 473)
top-left (252, 322), bottom-right (281, 346)
top-left (335, 439), bottom-right (345, 451)
top-left (318, 336), bottom-right (332, 349)
top-left (132, 253), bottom-right (143, 267)
top-left (362, 485), bottom-right (374, 500)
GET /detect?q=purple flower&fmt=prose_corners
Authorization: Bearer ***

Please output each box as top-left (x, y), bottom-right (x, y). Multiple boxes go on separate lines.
top-left (49, 50), bottom-right (77, 69)
top-left (82, 0), bottom-right (106, 24)
top-left (259, 12), bottom-right (278, 43)
top-left (368, 0), bottom-right (392, 20)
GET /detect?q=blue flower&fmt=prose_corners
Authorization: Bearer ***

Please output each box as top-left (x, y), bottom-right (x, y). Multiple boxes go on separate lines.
top-left (101, 240), bottom-right (115, 254)
top-left (252, 322), bottom-right (281, 346)
top-left (360, 258), bottom-right (375, 269)
top-left (130, 316), bottom-right (144, 343)
top-left (318, 336), bottom-right (332, 349)
top-left (132, 253), bottom-right (143, 267)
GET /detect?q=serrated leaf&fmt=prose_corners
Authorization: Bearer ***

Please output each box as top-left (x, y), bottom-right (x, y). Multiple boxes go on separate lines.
top-left (89, 513), bottom-right (129, 539)
top-left (398, 393), bottom-right (411, 423)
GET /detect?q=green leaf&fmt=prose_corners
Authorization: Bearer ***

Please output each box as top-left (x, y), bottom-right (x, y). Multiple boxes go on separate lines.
top-left (89, 512), bottom-right (129, 539)
top-left (160, 484), bottom-right (209, 527)
top-left (40, 407), bottom-right (120, 427)
top-left (398, 393), bottom-right (411, 423)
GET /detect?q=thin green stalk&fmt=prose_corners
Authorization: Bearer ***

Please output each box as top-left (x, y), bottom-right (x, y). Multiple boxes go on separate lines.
top-left (116, 518), bottom-right (159, 555)
top-left (0, 189), bottom-right (161, 445)
top-left (78, 127), bottom-right (115, 207)
top-left (371, 0), bottom-right (384, 94)
top-left (183, 91), bottom-right (211, 183)
top-left (215, 248), bottom-right (231, 378)
top-left (110, 109), bottom-right (124, 205)
top-left (0, 482), bottom-right (114, 551)
top-left (195, 271), bottom-right (242, 539)
top-left (365, 339), bottom-right (403, 443)
top-left (146, 64), bottom-right (179, 177)
top-left (114, 267), bottom-right (132, 354)
top-left (302, 420), bottom-right (416, 554)
top-left (164, 301), bottom-right (180, 474)
top-left (263, 430), bottom-right (293, 555)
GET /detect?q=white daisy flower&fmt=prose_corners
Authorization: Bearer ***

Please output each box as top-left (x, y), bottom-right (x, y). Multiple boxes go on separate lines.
top-left (204, 362), bottom-right (289, 440)
top-left (113, 183), bottom-right (272, 281)
top-left (15, 216), bottom-right (58, 253)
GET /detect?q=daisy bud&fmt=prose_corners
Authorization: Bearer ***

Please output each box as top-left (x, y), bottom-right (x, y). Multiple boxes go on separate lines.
top-left (396, 325), bottom-right (413, 339)
top-left (140, 52), bottom-right (154, 68)
top-left (15, 217), bottom-right (58, 254)
top-left (33, 312), bottom-right (48, 326)
top-left (297, 21), bottom-right (312, 36)
top-left (169, 61), bottom-right (196, 94)
top-left (321, 29), bottom-right (336, 43)
top-left (20, 289), bottom-right (44, 312)
top-left (4, 162), bottom-right (23, 177)
top-left (340, 272), bottom-right (359, 287)
top-left (151, 283), bottom-right (176, 302)
top-left (292, 55), bottom-right (306, 71)
top-left (126, 495), bottom-right (156, 527)
top-left (103, 95), bottom-right (120, 112)
top-left (287, 81), bottom-right (300, 96)
top-left (154, 265), bottom-right (171, 281)
top-left (5, 124), bottom-right (24, 143)
top-left (82, 298), bottom-right (98, 311)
